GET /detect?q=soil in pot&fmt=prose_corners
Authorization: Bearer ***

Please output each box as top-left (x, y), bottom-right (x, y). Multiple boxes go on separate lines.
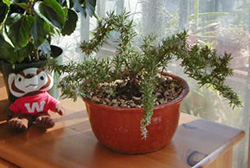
top-left (86, 73), bottom-right (183, 108)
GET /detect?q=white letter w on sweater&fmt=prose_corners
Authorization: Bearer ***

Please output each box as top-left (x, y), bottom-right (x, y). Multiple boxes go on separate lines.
top-left (24, 101), bottom-right (46, 113)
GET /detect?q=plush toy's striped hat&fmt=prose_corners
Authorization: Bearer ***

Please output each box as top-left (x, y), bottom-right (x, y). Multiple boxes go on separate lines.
top-left (8, 68), bottom-right (53, 97)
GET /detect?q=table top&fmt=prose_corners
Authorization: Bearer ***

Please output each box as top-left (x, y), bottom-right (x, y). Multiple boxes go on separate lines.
top-left (0, 74), bottom-right (245, 168)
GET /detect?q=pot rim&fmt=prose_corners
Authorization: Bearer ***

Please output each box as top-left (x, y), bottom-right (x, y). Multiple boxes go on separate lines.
top-left (82, 72), bottom-right (189, 112)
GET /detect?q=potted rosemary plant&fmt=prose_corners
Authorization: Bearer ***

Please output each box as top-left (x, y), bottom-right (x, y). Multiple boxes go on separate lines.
top-left (0, 0), bottom-right (96, 102)
top-left (52, 12), bottom-right (241, 154)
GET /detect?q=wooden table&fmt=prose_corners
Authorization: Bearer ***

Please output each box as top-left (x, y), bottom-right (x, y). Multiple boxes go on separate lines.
top-left (0, 75), bottom-right (245, 168)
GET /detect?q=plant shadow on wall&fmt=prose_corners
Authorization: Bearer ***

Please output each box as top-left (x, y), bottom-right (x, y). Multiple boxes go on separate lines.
top-left (50, 12), bottom-right (242, 154)
top-left (180, 25), bottom-right (250, 126)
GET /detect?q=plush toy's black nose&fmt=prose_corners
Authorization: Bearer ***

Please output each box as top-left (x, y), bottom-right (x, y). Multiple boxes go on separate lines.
top-left (26, 74), bottom-right (34, 78)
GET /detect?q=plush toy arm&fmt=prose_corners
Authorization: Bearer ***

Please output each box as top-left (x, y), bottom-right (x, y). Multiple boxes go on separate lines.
top-left (7, 108), bottom-right (18, 121)
top-left (47, 92), bottom-right (64, 115)
top-left (55, 103), bottom-right (65, 116)
top-left (9, 100), bottom-right (20, 115)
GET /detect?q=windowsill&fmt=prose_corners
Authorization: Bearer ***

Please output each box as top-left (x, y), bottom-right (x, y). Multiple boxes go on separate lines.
top-left (0, 73), bottom-right (245, 168)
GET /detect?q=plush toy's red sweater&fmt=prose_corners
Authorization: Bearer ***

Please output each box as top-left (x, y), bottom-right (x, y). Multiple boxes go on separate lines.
top-left (10, 91), bottom-right (60, 115)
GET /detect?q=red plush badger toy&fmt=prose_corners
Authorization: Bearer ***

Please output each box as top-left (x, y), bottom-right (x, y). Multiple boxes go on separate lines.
top-left (7, 68), bottom-right (64, 131)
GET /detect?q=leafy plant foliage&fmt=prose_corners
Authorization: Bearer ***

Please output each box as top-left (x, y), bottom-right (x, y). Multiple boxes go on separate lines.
top-left (0, 0), bottom-right (96, 64)
top-left (51, 12), bottom-right (241, 139)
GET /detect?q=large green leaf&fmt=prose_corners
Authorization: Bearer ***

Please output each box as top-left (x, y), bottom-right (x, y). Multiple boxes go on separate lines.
top-left (61, 9), bottom-right (78, 35)
top-left (0, 1), bottom-right (9, 24)
top-left (11, 0), bottom-right (29, 3)
top-left (5, 12), bottom-right (21, 25)
top-left (0, 34), bottom-right (34, 63)
top-left (31, 15), bottom-right (51, 47)
top-left (2, 0), bottom-right (10, 6)
top-left (0, 34), bottom-right (17, 63)
top-left (7, 14), bottom-right (34, 48)
top-left (34, 0), bottom-right (66, 29)
top-left (11, 2), bottom-right (29, 10)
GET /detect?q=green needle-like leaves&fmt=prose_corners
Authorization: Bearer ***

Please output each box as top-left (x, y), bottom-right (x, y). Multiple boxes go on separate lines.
top-left (54, 12), bottom-right (242, 139)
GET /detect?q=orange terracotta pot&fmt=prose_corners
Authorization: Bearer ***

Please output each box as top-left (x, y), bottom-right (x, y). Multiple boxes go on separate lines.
top-left (83, 73), bottom-right (189, 154)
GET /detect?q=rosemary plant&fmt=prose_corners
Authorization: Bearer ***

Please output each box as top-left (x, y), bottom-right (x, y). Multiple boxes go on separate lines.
top-left (52, 12), bottom-right (241, 139)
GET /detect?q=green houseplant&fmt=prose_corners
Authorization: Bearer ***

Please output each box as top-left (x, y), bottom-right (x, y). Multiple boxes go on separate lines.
top-left (0, 0), bottom-right (96, 102)
top-left (0, 0), bottom-right (97, 64)
top-left (52, 12), bottom-right (241, 154)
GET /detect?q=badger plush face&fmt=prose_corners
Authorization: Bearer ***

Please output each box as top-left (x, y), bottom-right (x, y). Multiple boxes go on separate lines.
top-left (8, 68), bottom-right (54, 97)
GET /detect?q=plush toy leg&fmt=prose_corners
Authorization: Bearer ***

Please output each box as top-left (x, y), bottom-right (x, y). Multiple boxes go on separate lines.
top-left (35, 113), bottom-right (55, 129)
top-left (8, 115), bottom-right (33, 131)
